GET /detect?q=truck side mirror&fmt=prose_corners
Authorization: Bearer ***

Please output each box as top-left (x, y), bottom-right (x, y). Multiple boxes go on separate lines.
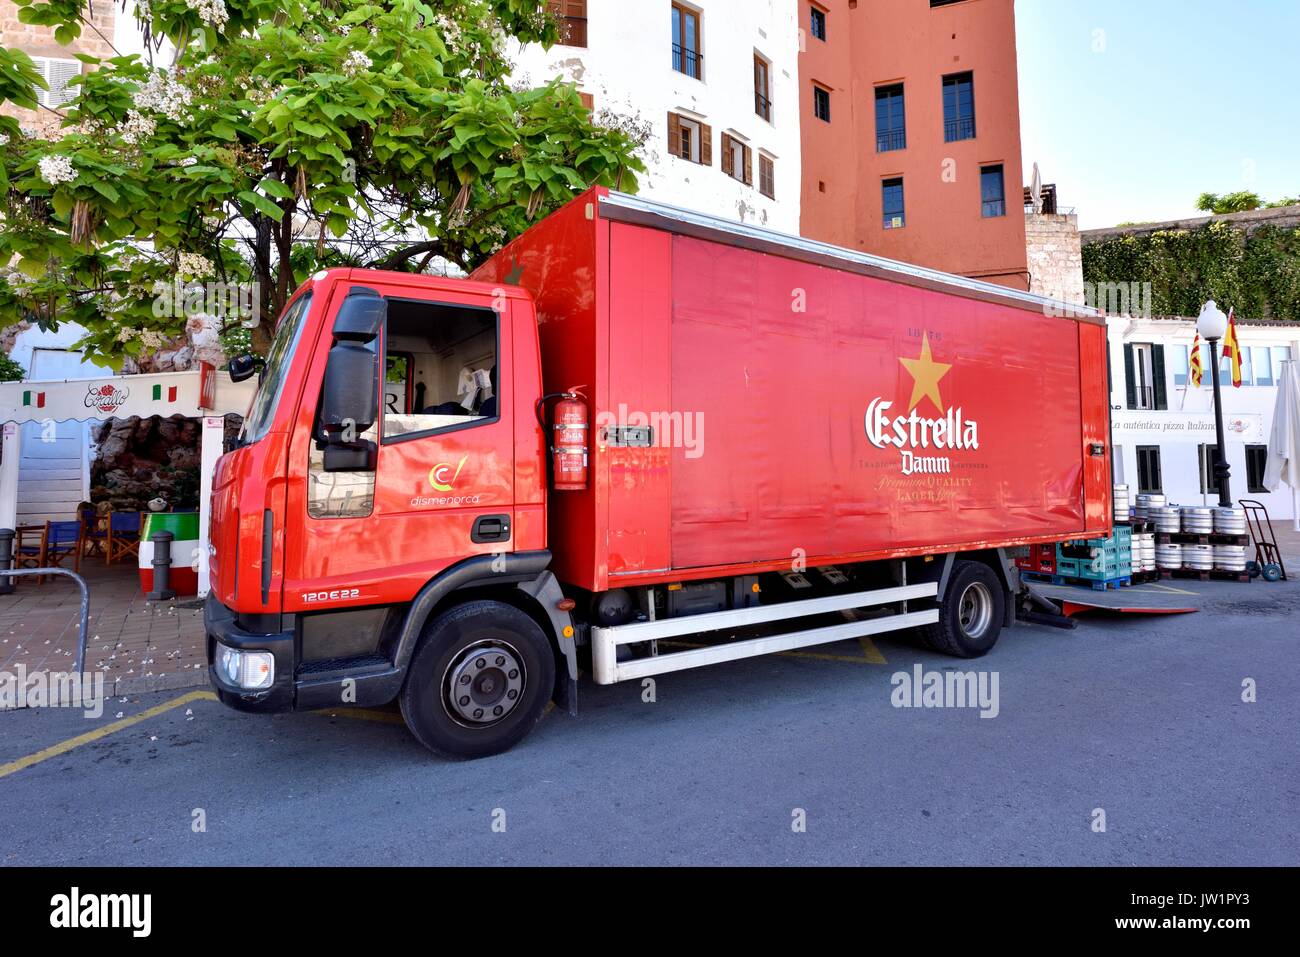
top-left (317, 288), bottom-right (385, 472)
top-left (228, 354), bottom-right (262, 383)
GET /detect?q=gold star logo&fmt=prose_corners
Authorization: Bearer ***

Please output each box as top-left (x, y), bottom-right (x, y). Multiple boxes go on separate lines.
top-left (898, 333), bottom-right (952, 414)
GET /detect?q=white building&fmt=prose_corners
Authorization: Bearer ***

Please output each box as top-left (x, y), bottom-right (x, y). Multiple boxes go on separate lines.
top-left (512, 1), bottom-right (802, 233)
top-left (1108, 315), bottom-right (1300, 520)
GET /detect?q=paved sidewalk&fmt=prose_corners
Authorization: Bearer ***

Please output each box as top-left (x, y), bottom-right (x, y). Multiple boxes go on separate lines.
top-left (0, 560), bottom-right (207, 695)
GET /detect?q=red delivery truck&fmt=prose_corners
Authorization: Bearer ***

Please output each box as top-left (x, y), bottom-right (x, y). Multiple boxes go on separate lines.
top-left (206, 187), bottom-right (1110, 758)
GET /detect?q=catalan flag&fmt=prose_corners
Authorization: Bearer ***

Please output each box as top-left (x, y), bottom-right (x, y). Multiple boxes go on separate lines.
top-left (21, 390), bottom-right (45, 408)
top-left (1222, 307), bottom-right (1243, 388)
top-left (1189, 332), bottom-right (1203, 388)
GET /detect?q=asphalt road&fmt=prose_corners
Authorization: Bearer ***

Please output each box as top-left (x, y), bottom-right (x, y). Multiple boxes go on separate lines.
top-left (2, 576), bottom-right (1297, 866)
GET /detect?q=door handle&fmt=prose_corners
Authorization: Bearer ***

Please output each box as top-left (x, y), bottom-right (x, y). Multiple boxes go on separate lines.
top-left (471, 514), bottom-right (512, 544)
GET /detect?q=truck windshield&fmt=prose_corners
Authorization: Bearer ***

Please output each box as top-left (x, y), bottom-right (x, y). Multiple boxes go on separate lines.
top-left (239, 292), bottom-right (311, 445)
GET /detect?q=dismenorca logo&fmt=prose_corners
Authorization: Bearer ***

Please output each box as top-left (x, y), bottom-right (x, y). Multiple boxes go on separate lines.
top-left (864, 332), bottom-right (980, 476)
top-left (50, 887), bottom-right (151, 937)
top-left (428, 454), bottom-right (469, 492)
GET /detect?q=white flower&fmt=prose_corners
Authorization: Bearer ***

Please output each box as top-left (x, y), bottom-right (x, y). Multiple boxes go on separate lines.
top-left (119, 109), bottom-right (156, 146)
top-left (0, 134), bottom-right (9, 146)
top-left (116, 326), bottom-right (136, 343)
top-left (140, 329), bottom-right (167, 349)
top-left (184, 0), bottom-right (229, 29)
top-left (134, 72), bottom-right (193, 123)
top-left (342, 50), bottom-right (373, 78)
top-left (178, 251), bottom-right (215, 278)
top-left (38, 154), bottom-right (77, 186)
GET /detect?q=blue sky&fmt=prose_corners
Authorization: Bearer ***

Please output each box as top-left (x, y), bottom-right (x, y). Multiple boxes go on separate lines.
top-left (1016, 0), bottom-right (1299, 230)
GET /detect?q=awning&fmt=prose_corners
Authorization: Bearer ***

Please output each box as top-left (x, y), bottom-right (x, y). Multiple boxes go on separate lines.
top-left (0, 365), bottom-right (254, 425)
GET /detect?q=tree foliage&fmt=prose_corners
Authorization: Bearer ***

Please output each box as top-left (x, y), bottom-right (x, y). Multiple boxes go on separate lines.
top-left (0, 0), bottom-right (646, 364)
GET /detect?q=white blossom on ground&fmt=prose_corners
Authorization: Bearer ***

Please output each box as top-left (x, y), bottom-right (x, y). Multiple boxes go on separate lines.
top-left (38, 154), bottom-right (77, 185)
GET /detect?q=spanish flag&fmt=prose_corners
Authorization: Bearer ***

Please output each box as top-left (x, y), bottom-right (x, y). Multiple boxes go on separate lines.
top-left (1222, 307), bottom-right (1243, 388)
top-left (1189, 332), bottom-right (1203, 388)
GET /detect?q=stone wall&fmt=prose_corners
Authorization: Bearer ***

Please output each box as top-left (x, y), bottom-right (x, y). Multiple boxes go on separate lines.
top-left (1025, 211), bottom-right (1085, 305)
top-left (0, 0), bottom-right (116, 135)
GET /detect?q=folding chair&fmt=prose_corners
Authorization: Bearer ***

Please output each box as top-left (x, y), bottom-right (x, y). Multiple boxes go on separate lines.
top-left (45, 520), bottom-right (84, 575)
top-left (13, 524), bottom-right (49, 585)
top-left (106, 510), bottom-right (143, 565)
top-left (80, 505), bottom-right (108, 559)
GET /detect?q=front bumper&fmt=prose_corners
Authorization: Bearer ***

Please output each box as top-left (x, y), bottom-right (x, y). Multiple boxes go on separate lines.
top-left (205, 594), bottom-right (295, 712)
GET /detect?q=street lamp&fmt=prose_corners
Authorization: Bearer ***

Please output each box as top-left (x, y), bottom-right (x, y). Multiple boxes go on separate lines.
top-left (1196, 300), bottom-right (1233, 507)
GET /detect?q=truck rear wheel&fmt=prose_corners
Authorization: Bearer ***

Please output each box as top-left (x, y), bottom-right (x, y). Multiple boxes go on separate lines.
top-left (400, 600), bottom-right (556, 760)
top-left (919, 560), bottom-right (1005, 658)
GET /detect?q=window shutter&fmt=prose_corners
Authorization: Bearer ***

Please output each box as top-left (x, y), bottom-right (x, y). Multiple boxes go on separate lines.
top-left (743, 145), bottom-right (753, 186)
top-left (668, 112), bottom-right (682, 158)
top-left (42, 59), bottom-right (81, 108)
top-left (1151, 344), bottom-right (1167, 409)
top-left (700, 123), bottom-right (712, 166)
top-left (578, 92), bottom-right (594, 111)
top-left (720, 133), bottom-right (733, 176)
top-left (1123, 344), bottom-right (1136, 410)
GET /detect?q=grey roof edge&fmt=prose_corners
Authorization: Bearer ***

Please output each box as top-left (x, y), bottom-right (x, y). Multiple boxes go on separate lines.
top-left (600, 191), bottom-right (1099, 320)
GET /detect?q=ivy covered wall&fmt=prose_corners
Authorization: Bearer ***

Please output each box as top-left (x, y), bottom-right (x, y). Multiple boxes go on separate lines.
top-left (1081, 220), bottom-right (1300, 321)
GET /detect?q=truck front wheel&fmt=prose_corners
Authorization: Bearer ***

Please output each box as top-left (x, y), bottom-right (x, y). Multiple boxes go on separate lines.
top-left (400, 600), bottom-right (556, 760)
top-left (920, 560), bottom-right (1005, 658)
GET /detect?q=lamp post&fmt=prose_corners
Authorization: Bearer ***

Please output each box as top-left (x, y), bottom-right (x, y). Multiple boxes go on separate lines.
top-left (1196, 300), bottom-right (1233, 507)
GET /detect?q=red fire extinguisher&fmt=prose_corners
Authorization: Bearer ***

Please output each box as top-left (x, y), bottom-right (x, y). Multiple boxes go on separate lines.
top-left (538, 388), bottom-right (589, 491)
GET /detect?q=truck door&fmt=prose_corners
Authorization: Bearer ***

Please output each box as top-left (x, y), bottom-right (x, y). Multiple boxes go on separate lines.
top-left (284, 282), bottom-right (515, 611)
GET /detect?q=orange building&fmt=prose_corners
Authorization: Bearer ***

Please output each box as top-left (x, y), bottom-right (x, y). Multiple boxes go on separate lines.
top-left (799, 0), bottom-right (1029, 289)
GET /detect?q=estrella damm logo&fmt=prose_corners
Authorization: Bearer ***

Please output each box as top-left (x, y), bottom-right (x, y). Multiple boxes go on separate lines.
top-left (428, 455), bottom-right (469, 492)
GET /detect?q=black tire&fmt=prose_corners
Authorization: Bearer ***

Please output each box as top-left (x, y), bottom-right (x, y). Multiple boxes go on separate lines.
top-left (918, 560), bottom-right (1006, 658)
top-left (400, 600), bottom-right (556, 760)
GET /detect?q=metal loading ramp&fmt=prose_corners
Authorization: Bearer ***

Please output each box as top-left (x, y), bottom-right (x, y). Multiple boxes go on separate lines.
top-left (1023, 580), bottom-right (1201, 619)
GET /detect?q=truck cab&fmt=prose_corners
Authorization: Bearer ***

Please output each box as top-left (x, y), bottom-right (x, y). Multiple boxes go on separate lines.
top-left (206, 268), bottom-right (576, 758)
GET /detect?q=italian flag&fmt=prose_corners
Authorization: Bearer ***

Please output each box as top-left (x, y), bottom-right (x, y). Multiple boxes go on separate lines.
top-left (22, 390), bottom-right (45, 408)
top-left (137, 512), bottom-right (200, 596)
top-left (152, 383), bottom-right (179, 403)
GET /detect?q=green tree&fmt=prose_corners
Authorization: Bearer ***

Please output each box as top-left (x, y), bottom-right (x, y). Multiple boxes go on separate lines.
top-left (1195, 190), bottom-right (1263, 215)
top-left (0, 352), bottom-right (26, 381)
top-left (0, 0), bottom-right (646, 365)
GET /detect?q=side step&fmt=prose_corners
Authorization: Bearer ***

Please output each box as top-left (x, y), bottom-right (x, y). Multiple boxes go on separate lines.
top-left (591, 584), bottom-right (938, 685)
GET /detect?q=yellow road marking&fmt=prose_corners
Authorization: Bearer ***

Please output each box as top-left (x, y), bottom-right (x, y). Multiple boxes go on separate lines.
top-left (0, 690), bottom-right (217, 780)
top-left (1144, 583), bottom-right (1201, 596)
top-left (313, 708), bottom-right (405, 725)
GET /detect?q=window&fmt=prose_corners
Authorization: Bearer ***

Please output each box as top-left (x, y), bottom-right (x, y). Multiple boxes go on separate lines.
top-left (577, 91), bottom-right (594, 111)
top-left (980, 164), bottom-right (1006, 217)
top-left (672, 3), bottom-right (702, 80)
top-left (874, 84), bottom-right (905, 152)
top-left (382, 299), bottom-right (499, 442)
top-left (1251, 346), bottom-right (1274, 386)
top-left (1199, 444), bottom-right (1224, 495)
top-left (758, 154), bottom-right (775, 199)
top-left (31, 57), bottom-right (81, 108)
top-left (1124, 342), bottom-right (1166, 410)
top-left (668, 112), bottom-right (711, 165)
top-left (942, 71), bottom-right (975, 142)
top-left (754, 54), bottom-right (772, 122)
top-left (882, 177), bottom-right (905, 229)
top-left (241, 293), bottom-right (312, 446)
top-left (813, 84), bottom-right (831, 122)
top-left (930, 0), bottom-right (967, 6)
top-left (721, 132), bottom-right (752, 186)
top-left (1136, 446), bottom-right (1162, 495)
top-left (1246, 445), bottom-right (1269, 494)
top-left (1271, 346), bottom-right (1291, 383)
top-left (810, 4), bottom-right (827, 41)
top-left (548, 0), bottom-right (588, 47)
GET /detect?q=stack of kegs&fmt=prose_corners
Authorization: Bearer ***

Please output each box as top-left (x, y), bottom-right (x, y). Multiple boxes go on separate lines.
top-left (1151, 505), bottom-right (1182, 534)
top-left (1113, 484), bottom-right (1131, 524)
top-left (1181, 506), bottom-right (1215, 534)
top-left (1133, 531), bottom-right (1157, 573)
top-left (1214, 543), bottom-right (1248, 572)
top-left (1214, 506), bottom-right (1247, 536)
top-left (1157, 541), bottom-right (1183, 570)
top-left (1134, 493), bottom-right (1165, 521)
top-left (1184, 543), bottom-right (1215, 571)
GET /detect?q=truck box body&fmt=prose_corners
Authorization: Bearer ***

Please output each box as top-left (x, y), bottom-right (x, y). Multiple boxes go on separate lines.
top-left (473, 189), bottom-right (1111, 593)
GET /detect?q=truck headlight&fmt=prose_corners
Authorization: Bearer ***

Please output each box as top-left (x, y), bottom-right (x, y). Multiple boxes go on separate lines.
top-left (216, 644), bottom-right (275, 690)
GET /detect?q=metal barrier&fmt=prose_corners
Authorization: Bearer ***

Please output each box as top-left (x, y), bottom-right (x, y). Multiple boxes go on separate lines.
top-left (0, 565), bottom-right (91, 676)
